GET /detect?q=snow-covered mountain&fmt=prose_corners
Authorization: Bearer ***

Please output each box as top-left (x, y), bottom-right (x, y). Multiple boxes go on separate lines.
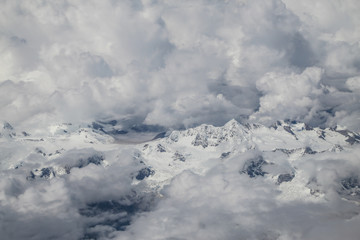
top-left (139, 120), bottom-right (360, 199)
top-left (1, 119), bottom-right (360, 239)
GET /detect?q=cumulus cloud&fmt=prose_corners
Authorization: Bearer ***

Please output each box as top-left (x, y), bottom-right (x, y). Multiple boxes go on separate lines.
top-left (0, 146), bottom-right (151, 240)
top-left (251, 67), bottom-right (324, 124)
top-left (0, 0), bottom-right (359, 131)
top-left (1, 1), bottom-right (360, 238)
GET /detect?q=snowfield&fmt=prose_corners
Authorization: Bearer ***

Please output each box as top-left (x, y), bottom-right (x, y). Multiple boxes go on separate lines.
top-left (1, 119), bottom-right (360, 239)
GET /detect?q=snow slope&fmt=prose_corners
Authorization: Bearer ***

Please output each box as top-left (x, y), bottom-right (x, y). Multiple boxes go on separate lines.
top-left (0, 119), bottom-right (360, 239)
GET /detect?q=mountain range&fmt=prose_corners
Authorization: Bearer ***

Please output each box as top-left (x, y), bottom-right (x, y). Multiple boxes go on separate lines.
top-left (1, 119), bottom-right (360, 239)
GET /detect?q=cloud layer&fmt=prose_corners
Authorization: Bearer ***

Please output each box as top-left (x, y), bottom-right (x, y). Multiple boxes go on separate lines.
top-left (1, 2), bottom-right (360, 239)
top-left (0, 0), bottom-right (359, 131)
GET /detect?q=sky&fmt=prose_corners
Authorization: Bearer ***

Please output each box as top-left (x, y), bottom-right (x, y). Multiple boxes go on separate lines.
top-left (0, 0), bottom-right (359, 131)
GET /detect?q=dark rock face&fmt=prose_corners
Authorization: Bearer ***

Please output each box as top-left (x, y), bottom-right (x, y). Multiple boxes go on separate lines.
top-left (341, 176), bottom-right (359, 190)
top-left (241, 156), bottom-right (268, 178)
top-left (22, 131), bottom-right (30, 136)
top-left (173, 152), bottom-right (186, 162)
top-left (338, 176), bottom-right (360, 200)
top-left (157, 144), bottom-right (166, 152)
top-left (2, 122), bottom-right (16, 138)
top-left (91, 122), bottom-right (104, 131)
top-left (318, 130), bottom-right (326, 140)
top-left (283, 126), bottom-right (297, 139)
top-left (35, 147), bottom-right (46, 156)
top-left (277, 173), bottom-right (295, 184)
top-left (270, 121), bottom-right (282, 130)
top-left (153, 132), bottom-right (167, 140)
top-left (79, 199), bottom-right (146, 239)
top-left (40, 168), bottom-right (54, 179)
top-left (81, 155), bottom-right (104, 167)
top-left (220, 152), bottom-right (231, 159)
top-left (192, 134), bottom-right (208, 148)
top-left (27, 154), bottom-right (105, 179)
top-left (65, 154), bottom-right (104, 173)
top-left (335, 129), bottom-right (360, 145)
top-left (303, 147), bottom-right (317, 155)
top-left (79, 194), bottom-right (157, 240)
top-left (80, 200), bottom-right (138, 220)
top-left (304, 124), bottom-right (313, 130)
top-left (27, 167), bottom-right (55, 180)
top-left (26, 171), bottom-right (36, 180)
top-left (273, 148), bottom-right (297, 155)
top-left (136, 168), bottom-right (155, 180)
top-left (3, 122), bottom-right (13, 130)
top-left (91, 121), bottom-right (130, 135)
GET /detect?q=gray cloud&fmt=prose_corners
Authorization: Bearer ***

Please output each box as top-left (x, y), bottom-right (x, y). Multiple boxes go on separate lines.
top-left (1, 1), bottom-right (360, 238)
top-left (0, 0), bottom-right (359, 131)
top-left (0, 0), bottom-right (360, 239)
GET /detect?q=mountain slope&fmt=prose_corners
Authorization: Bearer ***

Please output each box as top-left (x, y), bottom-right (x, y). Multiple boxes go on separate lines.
top-left (0, 119), bottom-right (360, 239)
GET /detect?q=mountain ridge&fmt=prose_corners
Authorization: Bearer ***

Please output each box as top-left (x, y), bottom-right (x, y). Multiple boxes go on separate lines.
top-left (1, 119), bottom-right (360, 239)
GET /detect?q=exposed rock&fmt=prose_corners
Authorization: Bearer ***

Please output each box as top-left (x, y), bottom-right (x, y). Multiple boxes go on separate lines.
top-left (22, 131), bottom-right (30, 136)
top-left (3, 122), bottom-right (13, 130)
top-left (40, 167), bottom-right (55, 179)
top-left (241, 156), bottom-right (268, 178)
top-left (35, 147), bottom-right (46, 157)
top-left (335, 129), bottom-right (360, 145)
top-left (173, 152), bottom-right (186, 162)
top-left (277, 173), bottom-right (295, 184)
top-left (283, 125), bottom-right (297, 139)
top-left (220, 152), bottom-right (231, 159)
top-left (136, 168), bottom-right (155, 180)
top-left (81, 155), bottom-right (104, 167)
top-left (157, 144), bottom-right (166, 152)
top-left (192, 133), bottom-right (208, 148)
top-left (153, 132), bottom-right (167, 140)
top-left (303, 147), bottom-right (317, 155)
top-left (273, 148), bottom-right (298, 155)
top-left (304, 124), bottom-right (313, 130)
top-left (79, 193), bottom-right (157, 239)
top-left (28, 167), bottom-right (55, 180)
top-left (338, 176), bottom-right (360, 201)
top-left (91, 122), bottom-right (105, 131)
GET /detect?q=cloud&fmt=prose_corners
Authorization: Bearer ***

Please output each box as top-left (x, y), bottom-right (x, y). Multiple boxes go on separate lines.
top-left (0, 0), bottom-right (359, 131)
top-left (251, 67), bottom-right (324, 125)
top-left (113, 147), bottom-right (360, 240)
top-left (1, 2), bottom-right (360, 239)
top-left (0, 145), bottom-right (153, 240)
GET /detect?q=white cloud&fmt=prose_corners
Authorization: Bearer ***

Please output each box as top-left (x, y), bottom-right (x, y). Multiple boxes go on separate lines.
top-left (1, 0), bottom-right (360, 130)
top-left (1, 1), bottom-right (360, 237)
top-left (251, 67), bottom-right (324, 124)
